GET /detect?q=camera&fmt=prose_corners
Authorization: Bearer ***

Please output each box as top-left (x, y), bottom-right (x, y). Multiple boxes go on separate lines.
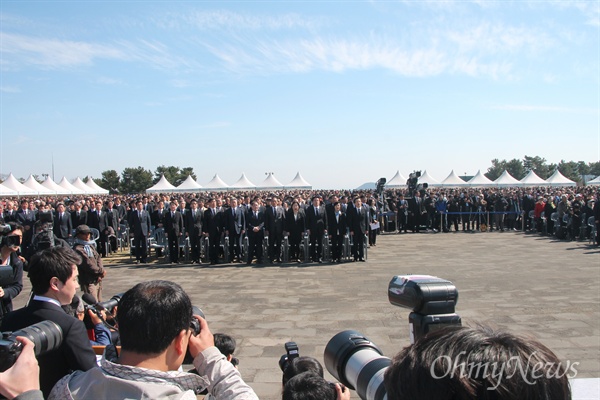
top-left (0, 320), bottom-right (63, 372)
top-left (278, 341), bottom-right (299, 372)
top-left (182, 306), bottom-right (205, 364)
top-left (324, 275), bottom-right (462, 400)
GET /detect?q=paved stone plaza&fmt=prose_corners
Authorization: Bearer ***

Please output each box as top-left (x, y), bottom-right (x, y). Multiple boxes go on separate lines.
top-left (13, 231), bottom-right (600, 399)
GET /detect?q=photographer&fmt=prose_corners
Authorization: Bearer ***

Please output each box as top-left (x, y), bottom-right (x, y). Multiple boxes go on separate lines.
top-left (0, 224), bottom-right (24, 324)
top-left (49, 280), bottom-right (258, 400)
top-left (1, 246), bottom-right (97, 398)
top-left (0, 337), bottom-right (43, 400)
top-left (72, 225), bottom-right (105, 302)
top-left (283, 372), bottom-right (349, 400)
top-left (383, 325), bottom-right (571, 400)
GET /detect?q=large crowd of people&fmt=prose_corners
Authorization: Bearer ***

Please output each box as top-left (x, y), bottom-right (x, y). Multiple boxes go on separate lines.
top-left (0, 185), bottom-right (594, 399)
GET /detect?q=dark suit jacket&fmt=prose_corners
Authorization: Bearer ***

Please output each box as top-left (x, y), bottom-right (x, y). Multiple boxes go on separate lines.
top-left (151, 208), bottom-right (166, 228)
top-left (328, 211), bottom-right (347, 237)
top-left (164, 210), bottom-right (184, 236)
top-left (185, 208), bottom-right (203, 237)
top-left (223, 206), bottom-right (244, 236)
top-left (15, 208), bottom-right (36, 229)
top-left (1, 300), bottom-right (97, 398)
top-left (284, 210), bottom-right (306, 239)
top-left (305, 205), bottom-right (327, 235)
top-left (71, 210), bottom-right (88, 228)
top-left (348, 206), bottom-right (368, 235)
top-left (105, 208), bottom-right (119, 233)
top-left (265, 206), bottom-right (285, 235)
top-left (202, 208), bottom-right (222, 236)
top-left (128, 209), bottom-right (151, 237)
top-left (246, 210), bottom-right (265, 233)
top-left (53, 211), bottom-right (73, 239)
top-left (86, 209), bottom-right (101, 230)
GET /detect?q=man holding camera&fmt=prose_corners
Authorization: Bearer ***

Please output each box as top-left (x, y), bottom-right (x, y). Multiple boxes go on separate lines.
top-left (49, 280), bottom-right (258, 400)
top-left (72, 225), bottom-right (105, 302)
top-left (1, 246), bottom-right (97, 398)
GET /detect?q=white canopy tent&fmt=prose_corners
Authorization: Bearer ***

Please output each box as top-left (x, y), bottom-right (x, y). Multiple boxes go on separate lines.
top-left (440, 170), bottom-right (467, 187)
top-left (258, 173), bottom-right (284, 190)
top-left (72, 177), bottom-right (95, 194)
top-left (58, 177), bottom-right (85, 194)
top-left (85, 178), bottom-right (110, 195)
top-left (2, 173), bottom-right (36, 195)
top-left (0, 183), bottom-right (17, 196)
top-left (204, 174), bottom-right (229, 191)
top-left (42, 177), bottom-right (69, 195)
top-left (285, 172), bottom-right (312, 190)
top-left (385, 171), bottom-right (407, 188)
top-left (176, 175), bottom-right (203, 192)
top-left (545, 170), bottom-right (576, 187)
top-left (22, 175), bottom-right (56, 195)
top-left (493, 170), bottom-right (522, 187)
top-left (520, 170), bottom-right (547, 186)
top-left (146, 174), bottom-right (177, 193)
top-left (418, 171), bottom-right (440, 187)
top-left (466, 170), bottom-right (494, 187)
top-left (587, 175), bottom-right (600, 186)
top-left (229, 173), bottom-right (256, 190)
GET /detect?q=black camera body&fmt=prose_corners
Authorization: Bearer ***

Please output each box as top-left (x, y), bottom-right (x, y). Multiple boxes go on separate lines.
top-left (0, 320), bottom-right (63, 372)
top-left (278, 341), bottom-right (299, 372)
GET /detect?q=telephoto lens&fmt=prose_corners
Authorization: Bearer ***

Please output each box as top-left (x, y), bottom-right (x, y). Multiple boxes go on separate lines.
top-left (324, 330), bottom-right (390, 400)
top-left (0, 320), bottom-right (63, 372)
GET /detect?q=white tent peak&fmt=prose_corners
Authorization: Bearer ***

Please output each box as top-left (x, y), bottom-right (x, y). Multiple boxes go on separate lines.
top-left (146, 174), bottom-right (176, 193)
top-left (22, 175), bottom-right (56, 194)
top-left (285, 172), bottom-right (312, 189)
top-left (176, 175), bottom-right (202, 192)
top-left (385, 171), bottom-right (407, 188)
top-left (259, 173), bottom-right (284, 190)
top-left (520, 170), bottom-right (547, 186)
top-left (2, 173), bottom-right (36, 194)
top-left (418, 170), bottom-right (440, 187)
top-left (58, 176), bottom-right (84, 194)
top-left (85, 178), bottom-right (109, 194)
top-left (494, 170), bottom-right (522, 187)
top-left (440, 170), bottom-right (466, 187)
top-left (467, 170), bottom-right (494, 187)
top-left (204, 174), bottom-right (229, 190)
top-left (230, 173), bottom-right (256, 189)
top-left (545, 170), bottom-right (576, 187)
top-left (72, 177), bottom-right (93, 194)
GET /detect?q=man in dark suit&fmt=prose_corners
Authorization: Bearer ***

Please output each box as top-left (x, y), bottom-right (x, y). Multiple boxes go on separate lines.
top-left (304, 196), bottom-right (327, 263)
top-left (164, 202), bottom-right (184, 264)
top-left (1, 246), bottom-right (97, 398)
top-left (223, 198), bottom-right (244, 263)
top-left (202, 198), bottom-right (222, 265)
top-left (15, 199), bottom-right (36, 251)
top-left (245, 201), bottom-right (265, 264)
top-left (70, 201), bottom-right (88, 229)
top-left (128, 200), bottom-right (151, 264)
top-left (53, 202), bottom-right (73, 241)
top-left (328, 202), bottom-right (347, 262)
top-left (265, 198), bottom-right (285, 263)
top-left (105, 200), bottom-right (119, 254)
top-left (408, 191), bottom-right (426, 233)
top-left (185, 199), bottom-right (204, 264)
top-left (347, 197), bottom-right (368, 261)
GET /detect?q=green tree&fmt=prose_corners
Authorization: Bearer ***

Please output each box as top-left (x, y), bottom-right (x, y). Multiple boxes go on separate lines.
top-left (588, 161), bottom-right (600, 178)
top-left (180, 167), bottom-right (196, 183)
top-left (154, 165), bottom-right (180, 186)
top-left (485, 158), bottom-right (506, 181)
top-left (556, 160), bottom-right (581, 183)
top-left (505, 158), bottom-right (526, 180)
top-left (523, 156), bottom-right (551, 179)
top-left (120, 167), bottom-right (153, 194)
top-left (100, 170), bottom-right (121, 194)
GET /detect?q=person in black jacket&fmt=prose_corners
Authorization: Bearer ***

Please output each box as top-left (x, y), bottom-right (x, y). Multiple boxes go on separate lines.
top-left (328, 202), bottom-right (346, 263)
top-left (245, 201), bottom-right (265, 265)
top-left (0, 224), bottom-right (24, 324)
top-left (304, 197), bottom-right (327, 263)
top-left (284, 201), bottom-right (305, 262)
top-left (1, 246), bottom-right (97, 398)
top-left (164, 202), bottom-right (184, 264)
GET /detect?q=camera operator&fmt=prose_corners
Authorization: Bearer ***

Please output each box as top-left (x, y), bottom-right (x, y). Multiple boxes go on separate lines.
top-left (72, 225), bottom-right (105, 302)
top-left (383, 325), bottom-right (571, 400)
top-left (283, 372), bottom-right (349, 400)
top-left (0, 337), bottom-right (43, 400)
top-left (0, 224), bottom-right (24, 324)
top-left (49, 280), bottom-right (258, 400)
top-left (1, 246), bottom-right (97, 398)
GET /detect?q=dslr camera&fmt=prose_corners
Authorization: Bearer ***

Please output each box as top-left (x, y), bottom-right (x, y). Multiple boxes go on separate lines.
top-left (324, 275), bottom-right (461, 400)
top-left (0, 320), bottom-right (63, 372)
top-left (278, 341), bottom-right (299, 372)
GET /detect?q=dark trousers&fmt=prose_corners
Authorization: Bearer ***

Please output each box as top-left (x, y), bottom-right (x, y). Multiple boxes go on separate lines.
top-left (247, 232), bottom-right (263, 263)
top-left (353, 233), bottom-right (365, 260)
top-left (229, 232), bottom-right (241, 261)
top-left (268, 232), bottom-right (282, 262)
top-left (167, 232), bottom-right (179, 262)
top-left (133, 234), bottom-right (148, 262)
top-left (330, 234), bottom-right (343, 261)
top-left (209, 233), bottom-right (220, 263)
top-left (309, 232), bottom-right (322, 261)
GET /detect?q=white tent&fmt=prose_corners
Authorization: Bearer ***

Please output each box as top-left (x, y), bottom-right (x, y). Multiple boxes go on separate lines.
top-left (440, 170), bottom-right (467, 187)
top-left (22, 175), bottom-right (56, 195)
top-left (146, 174), bottom-right (176, 193)
top-left (494, 170), bottom-right (522, 187)
top-left (385, 171), bottom-right (407, 188)
top-left (285, 172), bottom-right (312, 189)
top-left (58, 177), bottom-right (85, 194)
top-left (85, 178), bottom-right (109, 194)
top-left (2, 173), bottom-right (36, 195)
top-left (545, 170), bottom-right (576, 187)
top-left (258, 173), bottom-right (284, 190)
top-left (587, 176), bottom-right (600, 186)
top-left (467, 170), bottom-right (494, 187)
top-left (72, 177), bottom-right (94, 194)
top-left (204, 174), bottom-right (229, 191)
top-left (176, 175), bottom-right (203, 192)
top-left (520, 170), bottom-right (547, 186)
top-left (42, 177), bottom-right (69, 195)
top-left (418, 170), bottom-right (440, 187)
top-left (0, 183), bottom-right (17, 196)
top-left (229, 173), bottom-right (256, 190)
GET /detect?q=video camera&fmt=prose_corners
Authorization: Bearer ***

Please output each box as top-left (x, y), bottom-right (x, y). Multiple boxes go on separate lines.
top-left (0, 320), bottom-right (63, 372)
top-left (0, 223), bottom-right (20, 248)
top-left (324, 275), bottom-right (461, 400)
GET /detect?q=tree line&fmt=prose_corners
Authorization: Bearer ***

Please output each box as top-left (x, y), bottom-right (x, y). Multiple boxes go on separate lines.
top-left (485, 156), bottom-right (600, 183)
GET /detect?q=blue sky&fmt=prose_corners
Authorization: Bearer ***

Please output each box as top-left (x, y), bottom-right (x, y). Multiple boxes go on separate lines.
top-left (1, 1), bottom-right (598, 189)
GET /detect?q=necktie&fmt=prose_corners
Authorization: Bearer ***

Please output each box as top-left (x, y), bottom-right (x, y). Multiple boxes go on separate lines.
top-left (255, 212), bottom-right (258, 219)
